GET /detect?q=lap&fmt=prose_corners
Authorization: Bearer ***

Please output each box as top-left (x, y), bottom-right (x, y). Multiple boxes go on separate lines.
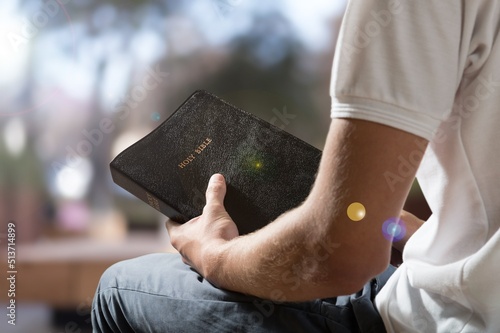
top-left (92, 253), bottom-right (393, 333)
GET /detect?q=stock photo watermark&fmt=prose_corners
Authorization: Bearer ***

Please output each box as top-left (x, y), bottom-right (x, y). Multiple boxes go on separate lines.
top-left (268, 106), bottom-right (296, 130)
top-left (185, 238), bottom-right (341, 329)
top-left (58, 296), bottom-right (93, 333)
top-left (383, 73), bottom-right (500, 192)
top-left (383, 137), bottom-right (427, 192)
top-left (341, 0), bottom-right (404, 64)
top-left (3, 221), bottom-right (17, 326)
top-left (7, 0), bottom-right (74, 52)
top-left (248, 239), bottom-right (341, 326)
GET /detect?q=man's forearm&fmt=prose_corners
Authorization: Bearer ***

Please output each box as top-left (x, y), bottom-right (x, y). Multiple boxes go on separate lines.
top-left (203, 203), bottom-right (367, 302)
top-left (207, 209), bottom-right (425, 300)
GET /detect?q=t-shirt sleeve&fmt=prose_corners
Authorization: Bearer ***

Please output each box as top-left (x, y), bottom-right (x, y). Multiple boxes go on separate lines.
top-left (331, 0), bottom-right (463, 140)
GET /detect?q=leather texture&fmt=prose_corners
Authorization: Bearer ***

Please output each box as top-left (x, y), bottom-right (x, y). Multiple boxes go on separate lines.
top-left (110, 90), bottom-right (322, 235)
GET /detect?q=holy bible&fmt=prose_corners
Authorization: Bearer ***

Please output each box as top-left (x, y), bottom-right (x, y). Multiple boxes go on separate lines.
top-left (110, 90), bottom-right (322, 235)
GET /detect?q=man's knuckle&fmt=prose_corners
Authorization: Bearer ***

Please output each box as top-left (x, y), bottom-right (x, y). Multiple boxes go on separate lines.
top-left (207, 183), bottom-right (222, 194)
top-left (203, 202), bottom-right (222, 213)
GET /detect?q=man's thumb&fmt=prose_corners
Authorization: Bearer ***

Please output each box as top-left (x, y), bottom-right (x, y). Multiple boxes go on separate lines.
top-left (205, 173), bottom-right (226, 205)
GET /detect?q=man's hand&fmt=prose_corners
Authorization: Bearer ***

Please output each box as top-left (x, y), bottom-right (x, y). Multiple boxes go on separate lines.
top-left (391, 210), bottom-right (426, 266)
top-left (393, 210), bottom-right (425, 253)
top-left (166, 174), bottom-right (238, 277)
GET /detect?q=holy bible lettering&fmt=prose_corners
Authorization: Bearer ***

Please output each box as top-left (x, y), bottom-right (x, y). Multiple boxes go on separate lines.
top-left (178, 137), bottom-right (213, 169)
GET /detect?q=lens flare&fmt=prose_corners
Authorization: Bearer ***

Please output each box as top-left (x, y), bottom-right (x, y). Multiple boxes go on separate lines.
top-left (382, 218), bottom-right (406, 241)
top-left (347, 202), bottom-right (366, 221)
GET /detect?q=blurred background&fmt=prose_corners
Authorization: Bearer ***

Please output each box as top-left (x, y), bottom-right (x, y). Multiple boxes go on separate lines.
top-left (0, 0), bottom-right (430, 332)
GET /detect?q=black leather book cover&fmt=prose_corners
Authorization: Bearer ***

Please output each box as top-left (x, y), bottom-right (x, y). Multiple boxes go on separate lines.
top-left (110, 90), bottom-right (322, 235)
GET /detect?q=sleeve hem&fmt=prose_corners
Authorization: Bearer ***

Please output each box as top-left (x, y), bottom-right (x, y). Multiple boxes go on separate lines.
top-left (331, 96), bottom-right (446, 141)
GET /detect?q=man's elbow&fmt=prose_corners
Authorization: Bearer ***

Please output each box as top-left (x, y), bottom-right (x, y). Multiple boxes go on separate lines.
top-left (324, 255), bottom-right (390, 296)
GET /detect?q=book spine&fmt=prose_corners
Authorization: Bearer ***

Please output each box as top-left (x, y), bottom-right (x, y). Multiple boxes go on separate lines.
top-left (110, 166), bottom-right (185, 222)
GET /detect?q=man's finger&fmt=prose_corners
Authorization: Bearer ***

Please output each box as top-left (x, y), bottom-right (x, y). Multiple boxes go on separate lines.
top-left (205, 173), bottom-right (226, 205)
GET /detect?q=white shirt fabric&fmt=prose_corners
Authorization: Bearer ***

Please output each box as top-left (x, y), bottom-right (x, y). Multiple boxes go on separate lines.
top-left (330, 1), bottom-right (500, 332)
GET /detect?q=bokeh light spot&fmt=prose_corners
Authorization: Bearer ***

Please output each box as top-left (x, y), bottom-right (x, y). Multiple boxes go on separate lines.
top-left (151, 112), bottom-right (161, 122)
top-left (347, 202), bottom-right (366, 221)
top-left (382, 218), bottom-right (407, 242)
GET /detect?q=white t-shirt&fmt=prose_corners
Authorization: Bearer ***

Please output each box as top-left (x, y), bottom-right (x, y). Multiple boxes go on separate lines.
top-left (330, 1), bottom-right (500, 332)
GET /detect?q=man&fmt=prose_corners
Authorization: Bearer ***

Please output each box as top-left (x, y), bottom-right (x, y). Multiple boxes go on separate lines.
top-left (92, 1), bottom-right (500, 332)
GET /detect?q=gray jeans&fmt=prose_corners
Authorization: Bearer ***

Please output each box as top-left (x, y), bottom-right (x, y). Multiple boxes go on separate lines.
top-left (92, 253), bottom-right (395, 333)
